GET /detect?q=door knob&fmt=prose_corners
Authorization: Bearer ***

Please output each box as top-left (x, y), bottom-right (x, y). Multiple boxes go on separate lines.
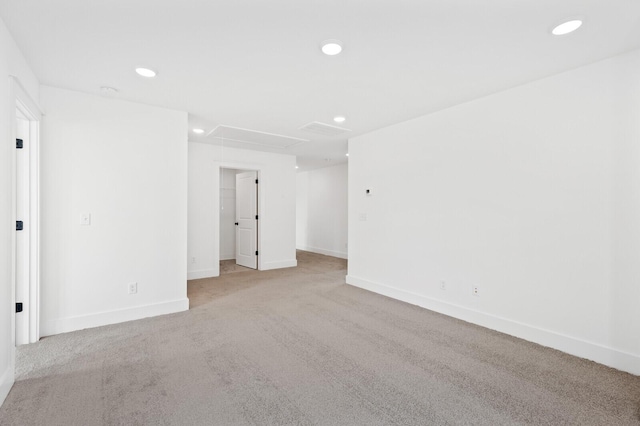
top-left (235, 222), bottom-right (239, 226)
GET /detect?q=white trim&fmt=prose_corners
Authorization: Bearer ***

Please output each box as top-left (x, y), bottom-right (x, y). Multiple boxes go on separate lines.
top-left (0, 364), bottom-right (14, 407)
top-left (346, 275), bottom-right (640, 376)
top-left (13, 110), bottom-right (30, 346)
top-left (187, 269), bottom-right (219, 280)
top-left (11, 76), bottom-right (42, 345)
top-left (9, 76), bottom-right (43, 119)
top-left (4, 77), bottom-right (42, 404)
top-left (297, 245), bottom-right (347, 259)
top-left (219, 254), bottom-right (235, 261)
top-left (7, 79), bottom-right (17, 409)
top-left (261, 259), bottom-right (297, 270)
top-left (40, 298), bottom-right (190, 337)
top-left (27, 119), bottom-right (39, 343)
top-left (213, 161), bottom-right (265, 271)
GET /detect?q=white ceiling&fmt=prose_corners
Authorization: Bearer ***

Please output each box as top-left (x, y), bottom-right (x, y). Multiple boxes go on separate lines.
top-left (1, 0), bottom-right (639, 171)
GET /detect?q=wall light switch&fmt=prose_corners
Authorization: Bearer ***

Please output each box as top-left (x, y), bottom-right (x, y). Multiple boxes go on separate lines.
top-left (81, 213), bottom-right (91, 225)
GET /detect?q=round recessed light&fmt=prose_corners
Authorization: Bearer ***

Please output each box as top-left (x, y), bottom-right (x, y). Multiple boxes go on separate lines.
top-left (333, 115), bottom-right (346, 123)
top-left (295, 166), bottom-right (299, 169)
top-left (135, 67), bottom-right (157, 78)
top-left (552, 19), bottom-right (583, 36)
top-left (321, 40), bottom-right (343, 56)
top-left (193, 128), bottom-right (205, 134)
top-left (345, 153), bottom-right (349, 157)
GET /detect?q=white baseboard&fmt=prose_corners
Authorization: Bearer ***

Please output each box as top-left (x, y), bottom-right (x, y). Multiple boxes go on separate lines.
top-left (0, 364), bottom-right (15, 407)
top-left (261, 259), bottom-right (297, 271)
top-left (220, 254), bottom-right (235, 261)
top-left (187, 269), bottom-right (219, 280)
top-left (41, 298), bottom-right (190, 337)
top-left (297, 245), bottom-right (348, 259)
top-left (346, 275), bottom-right (640, 376)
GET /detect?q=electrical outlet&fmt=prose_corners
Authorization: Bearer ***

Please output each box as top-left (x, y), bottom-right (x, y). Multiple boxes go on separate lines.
top-left (191, 257), bottom-right (196, 264)
top-left (440, 280), bottom-right (446, 290)
top-left (472, 285), bottom-right (480, 296)
top-left (128, 282), bottom-right (137, 294)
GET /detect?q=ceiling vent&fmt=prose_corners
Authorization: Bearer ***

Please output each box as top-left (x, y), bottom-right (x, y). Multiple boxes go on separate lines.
top-left (210, 125), bottom-right (308, 149)
top-left (299, 121), bottom-right (351, 137)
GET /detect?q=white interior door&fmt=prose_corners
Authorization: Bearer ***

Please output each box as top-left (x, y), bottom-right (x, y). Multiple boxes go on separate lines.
top-left (235, 171), bottom-right (258, 269)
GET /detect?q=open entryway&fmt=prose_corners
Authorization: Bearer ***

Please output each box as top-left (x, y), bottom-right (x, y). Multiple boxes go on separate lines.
top-left (12, 78), bottom-right (41, 347)
top-left (219, 168), bottom-right (258, 271)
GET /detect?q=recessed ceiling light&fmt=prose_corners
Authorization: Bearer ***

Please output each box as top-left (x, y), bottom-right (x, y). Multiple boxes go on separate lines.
top-left (552, 19), bottom-right (583, 36)
top-left (321, 40), bottom-right (343, 56)
top-left (135, 67), bottom-right (157, 78)
top-left (333, 115), bottom-right (346, 123)
top-left (193, 128), bottom-right (205, 134)
top-left (345, 153), bottom-right (349, 157)
top-left (295, 166), bottom-right (299, 169)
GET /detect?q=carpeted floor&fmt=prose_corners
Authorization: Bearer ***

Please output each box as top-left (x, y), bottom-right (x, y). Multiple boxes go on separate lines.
top-left (1, 250), bottom-right (639, 425)
top-left (220, 259), bottom-right (254, 275)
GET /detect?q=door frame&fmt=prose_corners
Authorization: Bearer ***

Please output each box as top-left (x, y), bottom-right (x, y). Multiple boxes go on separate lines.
top-left (10, 76), bottom-right (42, 348)
top-left (213, 161), bottom-right (263, 273)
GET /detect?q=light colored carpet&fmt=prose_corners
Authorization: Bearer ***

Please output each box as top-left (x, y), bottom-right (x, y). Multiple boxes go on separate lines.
top-left (220, 259), bottom-right (254, 275)
top-left (1, 250), bottom-right (639, 425)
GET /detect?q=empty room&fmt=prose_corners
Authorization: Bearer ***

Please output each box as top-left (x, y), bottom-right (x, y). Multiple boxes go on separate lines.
top-left (1, 1), bottom-right (640, 425)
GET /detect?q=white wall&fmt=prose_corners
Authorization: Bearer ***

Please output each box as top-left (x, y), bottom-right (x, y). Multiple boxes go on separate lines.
top-left (219, 168), bottom-right (238, 260)
top-left (296, 173), bottom-right (308, 251)
top-left (40, 86), bottom-right (189, 337)
top-left (296, 163), bottom-right (348, 259)
top-left (188, 143), bottom-right (297, 279)
top-left (0, 16), bottom-right (40, 405)
top-left (348, 49), bottom-right (640, 375)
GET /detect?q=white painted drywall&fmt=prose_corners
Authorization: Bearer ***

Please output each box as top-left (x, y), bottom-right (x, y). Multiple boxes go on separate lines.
top-left (188, 143), bottom-right (297, 279)
top-left (40, 86), bottom-right (189, 337)
top-left (296, 163), bottom-right (348, 259)
top-left (0, 16), bottom-right (40, 406)
top-left (348, 49), bottom-right (640, 375)
top-left (296, 172), bottom-right (309, 250)
top-left (219, 168), bottom-right (238, 260)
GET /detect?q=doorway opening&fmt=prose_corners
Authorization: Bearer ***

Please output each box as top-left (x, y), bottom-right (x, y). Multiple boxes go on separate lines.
top-left (219, 168), bottom-right (258, 273)
top-left (12, 78), bottom-right (41, 347)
